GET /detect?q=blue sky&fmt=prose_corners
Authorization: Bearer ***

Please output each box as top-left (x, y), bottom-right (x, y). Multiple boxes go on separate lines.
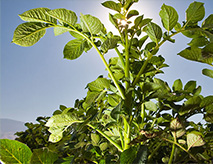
top-left (1, 0), bottom-right (213, 123)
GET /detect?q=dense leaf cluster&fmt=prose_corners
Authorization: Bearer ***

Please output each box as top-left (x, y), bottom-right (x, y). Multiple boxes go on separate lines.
top-left (1, 0), bottom-right (213, 163)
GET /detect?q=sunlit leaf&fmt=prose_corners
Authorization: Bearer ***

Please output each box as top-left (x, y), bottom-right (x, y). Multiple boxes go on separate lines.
top-left (186, 1), bottom-right (205, 24)
top-left (127, 10), bottom-right (139, 19)
top-left (143, 22), bottom-right (162, 43)
top-left (49, 131), bottom-right (63, 143)
top-left (47, 8), bottom-right (77, 26)
top-left (12, 22), bottom-right (52, 47)
top-left (54, 27), bottom-right (69, 36)
top-left (145, 101), bottom-right (157, 112)
top-left (80, 13), bottom-right (104, 35)
top-left (101, 37), bottom-right (120, 53)
top-left (187, 131), bottom-right (205, 150)
top-left (87, 77), bottom-right (110, 92)
top-left (159, 4), bottom-right (178, 31)
top-left (101, 1), bottom-right (121, 12)
top-left (0, 139), bottom-right (32, 164)
top-left (30, 148), bottom-right (58, 164)
top-left (91, 133), bottom-right (100, 146)
top-left (170, 118), bottom-right (185, 138)
top-left (63, 39), bottom-right (85, 60)
top-left (19, 8), bottom-right (57, 24)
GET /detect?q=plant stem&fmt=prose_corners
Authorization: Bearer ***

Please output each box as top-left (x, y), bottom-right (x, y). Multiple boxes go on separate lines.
top-left (162, 137), bottom-right (198, 162)
top-left (148, 141), bottom-right (164, 161)
top-left (61, 26), bottom-right (126, 99)
top-left (115, 47), bottom-right (125, 68)
top-left (168, 143), bottom-right (176, 164)
top-left (87, 123), bottom-right (123, 152)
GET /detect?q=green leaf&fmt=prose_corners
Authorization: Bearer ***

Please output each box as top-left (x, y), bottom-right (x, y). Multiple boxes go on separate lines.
top-left (101, 37), bottom-right (120, 53)
top-left (139, 18), bottom-right (152, 28)
top-left (144, 101), bottom-right (157, 112)
top-left (63, 39), bottom-right (85, 60)
top-left (47, 8), bottom-right (77, 26)
top-left (19, 8), bottom-right (57, 24)
top-left (159, 4), bottom-right (178, 31)
top-left (134, 15), bottom-right (144, 28)
top-left (187, 131), bottom-right (205, 150)
top-left (69, 31), bottom-right (85, 39)
top-left (91, 133), bottom-right (100, 146)
top-left (204, 113), bottom-right (213, 123)
top-left (12, 22), bottom-right (51, 47)
top-left (30, 148), bottom-right (58, 164)
top-left (127, 10), bottom-right (139, 19)
top-left (143, 22), bottom-right (162, 43)
top-left (101, 1), bottom-right (121, 12)
top-left (186, 1), bottom-right (205, 24)
top-left (184, 80), bottom-right (196, 93)
top-left (200, 96), bottom-right (213, 108)
top-left (45, 113), bottom-right (82, 128)
top-left (179, 96), bottom-right (202, 116)
top-left (170, 118), bottom-right (185, 138)
top-left (100, 142), bottom-right (108, 151)
top-left (111, 102), bottom-right (122, 120)
top-left (0, 139), bottom-right (32, 164)
top-left (87, 77), bottom-right (110, 92)
top-left (120, 147), bottom-right (138, 164)
top-left (202, 68), bottom-right (213, 78)
top-left (109, 13), bottom-right (118, 28)
top-left (188, 36), bottom-right (209, 47)
top-left (172, 79), bottom-right (183, 91)
top-left (80, 13), bottom-right (103, 35)
top-left (178, 47), bottom-right (204, 63)
top-left (132, 145), bottom-right (148, 164)
top-left (202, 14), bottom-right (213, 28)
top-left (54, 27), bottom-right (69, 36)
top-left (108, 94), bottom-right (120, 107)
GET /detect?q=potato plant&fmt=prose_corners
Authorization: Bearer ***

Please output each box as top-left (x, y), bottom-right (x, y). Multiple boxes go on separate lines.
top-left (1, 0), bottom-right (213, 163)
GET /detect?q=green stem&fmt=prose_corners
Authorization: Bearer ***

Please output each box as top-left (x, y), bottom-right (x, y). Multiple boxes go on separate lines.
top-left (87, 123), bottom-right (123, 152)
top-left (141, 102), bottom-right (145, 126)
top-left (148, 141), bottom-right (164, 161)
top-left (162, 137), bottom-right (198, 162)
top-left (60, 26), bottom-right (126, 99)
top-left (168, 143), bottom-right (176, 164)
top-left (132, 54), bottom-right (152, 86)
top-left (115, 47), bottom-right (125, 68)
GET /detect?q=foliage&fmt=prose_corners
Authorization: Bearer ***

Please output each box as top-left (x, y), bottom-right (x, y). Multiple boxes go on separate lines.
top-left (1, 0), bottom-right (213, 163)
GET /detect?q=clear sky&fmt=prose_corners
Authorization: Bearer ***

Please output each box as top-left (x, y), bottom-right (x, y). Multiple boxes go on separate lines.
top-left (1, 0), bottom-right (213, 123)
